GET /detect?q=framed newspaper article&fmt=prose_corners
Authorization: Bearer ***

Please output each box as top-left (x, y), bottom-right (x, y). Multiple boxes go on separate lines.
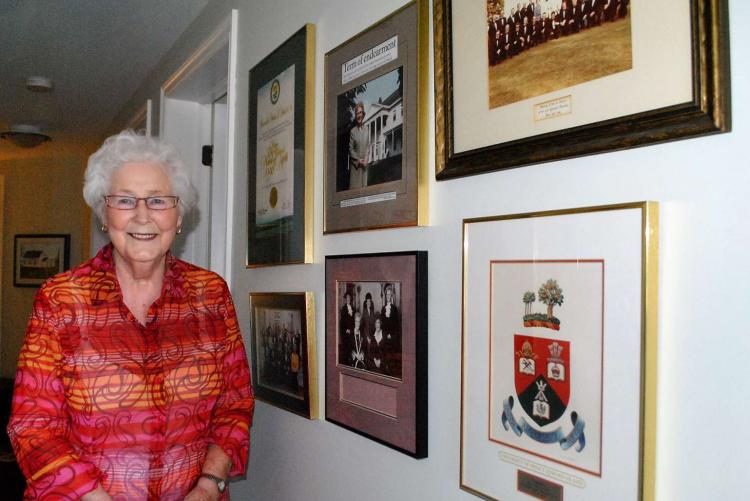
top-left (461, 202), bottom-right (658, 500)
top-left (247, 24), bottom-right (315, 266)
top-left (323, 0), bottom-right (430, 233)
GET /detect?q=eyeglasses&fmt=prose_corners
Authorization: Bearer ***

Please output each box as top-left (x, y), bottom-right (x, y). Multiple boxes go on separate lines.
top-left (104, 195), bottom-right (179, 210)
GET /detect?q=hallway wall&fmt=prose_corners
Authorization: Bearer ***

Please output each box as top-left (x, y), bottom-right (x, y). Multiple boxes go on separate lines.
top-left (115, 0), bottom-right (749, 499)
top-left (0, 153), bottom-right (90, 377)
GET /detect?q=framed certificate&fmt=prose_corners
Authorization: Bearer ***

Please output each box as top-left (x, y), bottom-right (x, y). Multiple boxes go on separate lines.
top-left (461, 202), bottom-right (658, 500)
top-left (247, 24), bottom-right (314, 266)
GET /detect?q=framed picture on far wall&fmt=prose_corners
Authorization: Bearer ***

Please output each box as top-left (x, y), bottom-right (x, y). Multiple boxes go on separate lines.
top-left (249, 292), bottom-right (318, 419)
top-left (324, 0), bottom-right (430, 233)
top-left (325, 252), bottom-right (427, 458)
top-left (461, 202), bottom-right (658, 500)
top-left (14, 234), bottom-right (70, 287)
top-left (434, 0), bottom-right (730, 179)
top-left (247, 24), bottom-right (315, 267)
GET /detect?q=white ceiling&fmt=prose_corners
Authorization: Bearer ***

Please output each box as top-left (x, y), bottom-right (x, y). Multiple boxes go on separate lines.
top-left (0, 0), bottom-right (210, 153)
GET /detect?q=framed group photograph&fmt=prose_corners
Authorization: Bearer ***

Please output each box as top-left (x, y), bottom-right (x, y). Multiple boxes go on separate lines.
top-left (324, 0), bottom-right (430, 233)
top-left (434, 0), bottom-right (730, 179)
top-left (461, 202), bottom-right (658, 500)
top-left (249, 292), bottom-right (318, 419)
top-left (247, 24), bottom-right (315, 266)
top-left (14, 234), bottom-right (70, 287)
top-left (325, 252), bottom-right (427, 458)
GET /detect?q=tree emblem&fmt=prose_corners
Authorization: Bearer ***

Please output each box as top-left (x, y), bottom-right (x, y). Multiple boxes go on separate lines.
top-left (521, 279), bottom-right (564, 330)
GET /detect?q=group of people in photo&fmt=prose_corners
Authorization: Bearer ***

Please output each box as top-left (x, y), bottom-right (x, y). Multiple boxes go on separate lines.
top-left (487, 0), bottom-right (630, 65)
top-left (262, 319), bottom-right (304, 391)
top-left (339, 283), bottom-right (401, 378)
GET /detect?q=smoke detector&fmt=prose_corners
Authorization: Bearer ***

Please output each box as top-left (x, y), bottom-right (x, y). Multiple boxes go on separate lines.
top-left (25, 76), bottom-right (54, 92)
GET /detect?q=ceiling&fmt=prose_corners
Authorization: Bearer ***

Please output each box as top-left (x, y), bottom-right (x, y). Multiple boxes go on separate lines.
top-left (0, 0), bottom-right (210, 156)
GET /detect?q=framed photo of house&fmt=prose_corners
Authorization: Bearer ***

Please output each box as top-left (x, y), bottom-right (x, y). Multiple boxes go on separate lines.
top-left (247, 24), bottom-right (315, 266)
top-left (249, 292), bottom-right (318, 419)
top-left (434, 0), bottom-right (730, 179)
top-left (461, 202), bottom-right (658, 500)
top-left (323, 0), bottom-right (430, 233)
top-left (325, 251), bottom-right (427, 458)
top-left (14, 234), bottom-right (71, 287)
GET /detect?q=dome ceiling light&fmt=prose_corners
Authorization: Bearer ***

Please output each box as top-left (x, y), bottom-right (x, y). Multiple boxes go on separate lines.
top-left (1, 124), bottom-right (51, 148)
top-left (25, 76), bottom-right (54, 92)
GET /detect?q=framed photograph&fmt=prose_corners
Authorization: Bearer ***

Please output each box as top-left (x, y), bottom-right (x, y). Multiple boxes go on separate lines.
top-left (434, 0), bottom-right (731, 179)
top-left (249, 292), bottom-right (318, 419)
top-left (247, 24), bottom-right (315, 266)
top-left (324, 0), bottom-right (430, 233)
top-left (14, 234), bottom-right (71, 287)
top-left (325, 252), bottom-right (427, 458)
top-left (461, 202), bottom-right (658, 500)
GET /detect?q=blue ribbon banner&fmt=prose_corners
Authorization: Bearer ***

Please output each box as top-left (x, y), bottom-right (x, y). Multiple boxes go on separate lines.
top-left (501, 396), bottom-right (586, 452)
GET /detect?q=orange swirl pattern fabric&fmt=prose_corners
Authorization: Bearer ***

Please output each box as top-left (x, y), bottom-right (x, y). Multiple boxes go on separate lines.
top-left (8, 244), bottom-right (254, 500)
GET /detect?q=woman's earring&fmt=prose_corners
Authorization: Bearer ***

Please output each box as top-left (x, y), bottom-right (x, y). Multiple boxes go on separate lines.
top-left (100, 224), bottom-right (108, 232)
top-left (177, 227), bottom-right (182, 234)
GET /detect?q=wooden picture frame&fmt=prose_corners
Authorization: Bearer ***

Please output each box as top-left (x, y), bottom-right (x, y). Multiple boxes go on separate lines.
top-left (324, 0), bottom-right (430, 233)
top-left (249, 292), bottom-right (318, 419)
top-left (247, 24), bottom-right (315, 266)
top-left (461, 202), bottom-right (658, 500)
top-left (14, 234), bottom-right (71, 287)
top-left (325, 251), bottom-right (428, 458)
top-left (434, 0), bottom-right (730, 179)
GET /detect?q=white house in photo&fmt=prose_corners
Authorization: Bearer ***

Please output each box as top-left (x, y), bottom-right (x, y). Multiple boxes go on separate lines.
top-left (363, 89), bottom-right (403, 164)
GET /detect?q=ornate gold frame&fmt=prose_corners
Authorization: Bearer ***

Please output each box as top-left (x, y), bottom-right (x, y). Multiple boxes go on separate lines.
top-left (434, 0), bottom-right (730, 179)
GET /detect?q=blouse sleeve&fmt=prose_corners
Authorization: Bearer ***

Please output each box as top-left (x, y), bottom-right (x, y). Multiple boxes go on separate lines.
top-left (208, 284), bottom-right (254, 477)
top-left (7, 286), bottom-right (104, 499)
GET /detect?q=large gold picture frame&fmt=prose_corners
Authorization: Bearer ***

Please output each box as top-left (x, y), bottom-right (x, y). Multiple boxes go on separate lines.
top-left (435, 0), bottom-right (730, 179)
top-left (323, 0), bottom-right (430, 233)
top-left (461, 202), bottom-right (658, 500)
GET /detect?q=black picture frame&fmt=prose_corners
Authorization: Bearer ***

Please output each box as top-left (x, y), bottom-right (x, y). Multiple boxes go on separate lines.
top-left (14, 234), bottom-right (71, 287)
top-left (325, 251), bottom-right (428, 458)
top-left (247, 24), bottom-right (315, 266)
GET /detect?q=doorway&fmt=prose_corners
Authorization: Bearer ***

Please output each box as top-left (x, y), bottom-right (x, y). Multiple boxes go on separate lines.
top-left (159, 11), bottom-right (238, 281)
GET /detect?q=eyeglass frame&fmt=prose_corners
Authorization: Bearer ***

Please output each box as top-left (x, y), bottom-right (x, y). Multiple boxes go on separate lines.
top-left (103, 195), bottom-right (180, 210)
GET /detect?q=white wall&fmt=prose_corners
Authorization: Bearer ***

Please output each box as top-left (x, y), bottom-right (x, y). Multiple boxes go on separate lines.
top-left (115, 0), bottom-right (749, 499)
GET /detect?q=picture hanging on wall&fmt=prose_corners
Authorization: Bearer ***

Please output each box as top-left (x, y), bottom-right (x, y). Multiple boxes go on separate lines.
top-left (14, 234), bottom-right (70, 287)
top-left (323, 0), bottom-right (430, 233)
top-left (247, 24), bottom-right (315, 266)
top-left (249, 292), bottom-right (318, 419)
top-left (460, 202), bottom-right (658, 500)
top-left (434, 0), bottom-right (731, 179)
top-left (325, 251), bottom-right (427, 458)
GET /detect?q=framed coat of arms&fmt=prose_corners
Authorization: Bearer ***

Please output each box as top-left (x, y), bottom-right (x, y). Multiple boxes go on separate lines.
top-left (461, 202), bottom-right (658, 501)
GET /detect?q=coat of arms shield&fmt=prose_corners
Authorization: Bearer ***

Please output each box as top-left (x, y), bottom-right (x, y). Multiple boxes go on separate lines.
top-left (514, 334), bottom-right (570, 427)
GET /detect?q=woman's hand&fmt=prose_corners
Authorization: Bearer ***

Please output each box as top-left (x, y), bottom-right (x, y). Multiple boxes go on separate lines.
top-left (81, 485), bottom-right (113, 501)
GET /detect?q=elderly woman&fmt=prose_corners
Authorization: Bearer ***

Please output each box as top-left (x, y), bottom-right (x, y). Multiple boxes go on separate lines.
top-left (8, 131), bottom-right (254, 500)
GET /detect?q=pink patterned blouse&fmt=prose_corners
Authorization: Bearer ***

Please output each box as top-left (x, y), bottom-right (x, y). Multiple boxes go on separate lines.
top-left (8, 244), bottom-right (254, 500)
